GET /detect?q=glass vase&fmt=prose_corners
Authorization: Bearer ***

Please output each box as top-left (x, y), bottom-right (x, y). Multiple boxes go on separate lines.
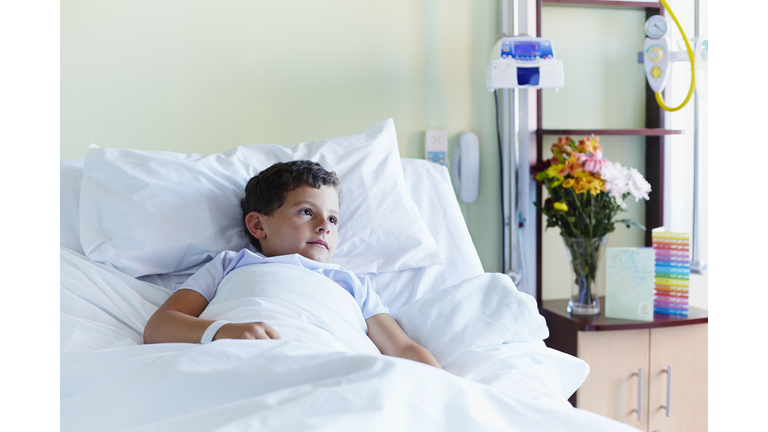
top-left (563, 236), bottom-right (608, 315)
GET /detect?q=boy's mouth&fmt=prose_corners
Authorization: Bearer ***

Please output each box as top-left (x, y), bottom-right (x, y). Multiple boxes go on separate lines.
top-left (307, 239), bottom-right (329, 250)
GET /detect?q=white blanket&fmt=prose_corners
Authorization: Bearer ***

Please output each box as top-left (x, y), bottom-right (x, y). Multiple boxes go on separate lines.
top-left (61, 341), bottom-right (638, 432)
top-left (59, 247), bottom-right (640, 432)
top-left (395, 273), bottom-right (549, 365)
top-left (199, 263), bottom-right (380, 355)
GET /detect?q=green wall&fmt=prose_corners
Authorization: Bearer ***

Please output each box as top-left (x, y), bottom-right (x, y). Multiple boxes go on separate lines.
top-left (61, 0), bottom-right (504, 272)
top-left (540, 5), bottom-right (648, 300)
top-left (61, 1), bottom-right (707, 309)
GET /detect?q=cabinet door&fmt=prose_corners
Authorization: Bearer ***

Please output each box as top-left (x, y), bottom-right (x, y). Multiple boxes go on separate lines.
top-left (648, 323), bottom-right (708, 432)
top-left (577, 329), bottom-right (650, 431)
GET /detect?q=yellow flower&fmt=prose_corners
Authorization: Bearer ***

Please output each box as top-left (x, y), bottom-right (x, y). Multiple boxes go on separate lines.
top-left (589, 182), bottom-right (602, 196)
top-left (546, 163), bottom-right (565, 187)
top-left (546, 164), bottom-right (565, 180)
top-left (573, 178), bottom-right (589, 194)
top-left (573, 171), bottom-right (590, 179)
top-left (584, 176), bottom-right (606, 196)
top-left (562, 178), bottom-right (575, 188)
top-left (553, 202), bottom-right (568, 211)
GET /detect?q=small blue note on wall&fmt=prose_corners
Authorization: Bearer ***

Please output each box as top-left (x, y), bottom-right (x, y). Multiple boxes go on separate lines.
top-left (605, 248), bottom-right (655, 322)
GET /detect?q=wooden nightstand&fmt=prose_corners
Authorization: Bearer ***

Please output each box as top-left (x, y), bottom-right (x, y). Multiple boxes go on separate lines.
top-left (541, 298), bottom-right (708, 432)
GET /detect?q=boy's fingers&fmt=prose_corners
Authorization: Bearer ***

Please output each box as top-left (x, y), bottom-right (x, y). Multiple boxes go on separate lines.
top-left (263, 324), bottom-right (281, 339)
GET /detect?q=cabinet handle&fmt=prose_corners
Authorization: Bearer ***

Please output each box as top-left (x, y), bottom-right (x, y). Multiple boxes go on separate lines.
top-left (660, 365), bottom-right (672, 417)
top-left (631, 368), bottom-right (643, 421)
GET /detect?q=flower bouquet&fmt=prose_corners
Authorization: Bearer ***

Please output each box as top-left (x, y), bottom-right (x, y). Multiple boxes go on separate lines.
top-left (533, 135), bottom-right (652, 315)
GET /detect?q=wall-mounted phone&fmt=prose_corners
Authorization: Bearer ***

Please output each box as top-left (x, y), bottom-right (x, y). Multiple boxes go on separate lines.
top-left (451, 132), bottom-right (479, 203)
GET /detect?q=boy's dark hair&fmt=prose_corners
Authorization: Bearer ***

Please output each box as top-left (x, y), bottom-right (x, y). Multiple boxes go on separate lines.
top-left (240, 160), bottom-right (340, 252)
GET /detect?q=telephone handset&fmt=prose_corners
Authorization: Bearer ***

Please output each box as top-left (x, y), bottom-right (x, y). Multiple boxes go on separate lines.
top-left (451, 132), bottom-right (479, 204)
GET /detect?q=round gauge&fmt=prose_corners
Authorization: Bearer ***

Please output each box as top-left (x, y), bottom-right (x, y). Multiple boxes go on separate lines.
top-left (645, 15), bottom-right (668, 39)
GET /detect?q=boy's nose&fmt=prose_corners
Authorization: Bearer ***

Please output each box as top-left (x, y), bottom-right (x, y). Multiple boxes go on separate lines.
top-left (315, 218), bottom-right (331, 233)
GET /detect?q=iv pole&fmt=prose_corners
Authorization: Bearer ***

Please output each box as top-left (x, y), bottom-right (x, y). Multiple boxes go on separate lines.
top-left (498, 0), bottom-right (536, 297)
top-left (496, 0), bottom-right (518, 285)
top-left (499, 0), bottom-right (521, 285)
top-left (690, 0), bottom-right (706, 275)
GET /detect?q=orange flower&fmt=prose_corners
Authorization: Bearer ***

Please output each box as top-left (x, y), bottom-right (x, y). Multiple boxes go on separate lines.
top-left (550, 136), bottom-right (573, 162)
top-left (559, 151), bottom-right (584, 177)
top-left (577, 134), bottom-right (602, 154)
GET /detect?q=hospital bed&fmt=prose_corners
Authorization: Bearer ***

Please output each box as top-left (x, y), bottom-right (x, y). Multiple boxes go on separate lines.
top-left (60, 119), bottom-right (638, 431)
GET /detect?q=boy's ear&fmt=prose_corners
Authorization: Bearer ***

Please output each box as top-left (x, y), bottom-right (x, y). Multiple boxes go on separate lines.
top-left (245, 211), bottom-right (267, 240)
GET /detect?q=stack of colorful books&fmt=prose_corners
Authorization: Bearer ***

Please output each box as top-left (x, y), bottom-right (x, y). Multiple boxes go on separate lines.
top-left (652, 231), bottom-right (690, 316)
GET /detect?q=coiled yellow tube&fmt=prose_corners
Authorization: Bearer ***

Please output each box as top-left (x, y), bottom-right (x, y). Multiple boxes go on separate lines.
top-left (654, 0), bottom-right (696, 112)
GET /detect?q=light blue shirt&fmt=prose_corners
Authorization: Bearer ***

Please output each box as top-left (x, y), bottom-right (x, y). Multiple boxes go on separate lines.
top-left (176, 249), bottom-right (389, 319)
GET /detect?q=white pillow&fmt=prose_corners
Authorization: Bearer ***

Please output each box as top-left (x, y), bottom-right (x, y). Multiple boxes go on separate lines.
top-left (367, 159), bottom-right (484, 315)
top-left (61, 160), bottom-right (86, 255)
top-left (79, 119), bottom-right (441, 277)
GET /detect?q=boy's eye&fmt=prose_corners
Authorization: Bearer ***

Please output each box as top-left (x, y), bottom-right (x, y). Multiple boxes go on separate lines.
top-left (329, 216), bottom-right (338, 225)
top-left (301, 209), bottom-right (312, 216)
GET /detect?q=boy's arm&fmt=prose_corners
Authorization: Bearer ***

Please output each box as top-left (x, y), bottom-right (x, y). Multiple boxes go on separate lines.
top-left (365, 313), bottom-right (441, 368)
top-left (143, 289), bottom-right (280, 344)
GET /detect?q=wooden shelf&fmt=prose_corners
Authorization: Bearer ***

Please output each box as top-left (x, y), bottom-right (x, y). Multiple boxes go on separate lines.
top-left (540, 297), bottom-right (708, 332)
top-left (540, 128), bottom-right (682, 136)
top-left (543, 0), bottom-right (661, 8)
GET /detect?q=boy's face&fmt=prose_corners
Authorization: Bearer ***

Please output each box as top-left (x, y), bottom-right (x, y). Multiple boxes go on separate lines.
top-left (246, 185), bottom-right (340, 263)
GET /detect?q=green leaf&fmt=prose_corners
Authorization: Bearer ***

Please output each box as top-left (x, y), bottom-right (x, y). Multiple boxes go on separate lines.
top-left (614, 219), bottom-right (646, 231)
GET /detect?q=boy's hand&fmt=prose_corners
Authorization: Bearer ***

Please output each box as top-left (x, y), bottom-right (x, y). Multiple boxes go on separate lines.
top-left (366, 313), bottom-right (441, 368)
top-left (214, 322), bottom-right (281, 341)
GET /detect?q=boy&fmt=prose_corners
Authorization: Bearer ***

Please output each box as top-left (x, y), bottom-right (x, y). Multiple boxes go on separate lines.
top-left (144, 160), bottom-right (440, 368)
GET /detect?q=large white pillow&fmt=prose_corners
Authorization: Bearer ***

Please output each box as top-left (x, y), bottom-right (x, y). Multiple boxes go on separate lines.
top-left (79, 119), bottom-right (441, 277)
top-left (367, 159), bottom-right (484, 315)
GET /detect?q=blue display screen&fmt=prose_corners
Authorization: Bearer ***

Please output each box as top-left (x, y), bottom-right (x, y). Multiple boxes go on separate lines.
top-left (514, 42), bottom-right (540, 56)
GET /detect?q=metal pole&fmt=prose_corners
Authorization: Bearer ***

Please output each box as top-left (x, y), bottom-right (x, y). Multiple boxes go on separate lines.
top-left (500, 0), bottom-right (520, 278)
top-left (690, 0), bottom-right (706, 274)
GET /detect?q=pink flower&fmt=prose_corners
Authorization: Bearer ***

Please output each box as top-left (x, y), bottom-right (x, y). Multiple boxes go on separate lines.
top-left (577, 149), bottom-right (612, 174)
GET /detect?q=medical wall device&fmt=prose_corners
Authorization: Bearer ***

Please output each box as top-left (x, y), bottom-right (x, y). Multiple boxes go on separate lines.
top-left (642, 0), bottom-right (696, 112)
top-left (425, 129), bottom-right (448, 166)
top-left (486, 36), bottom-right (564, 91)
top-left (488, 35), bottom-right (564, 291)
top-left (451, 132), bottom-right (480, 204)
